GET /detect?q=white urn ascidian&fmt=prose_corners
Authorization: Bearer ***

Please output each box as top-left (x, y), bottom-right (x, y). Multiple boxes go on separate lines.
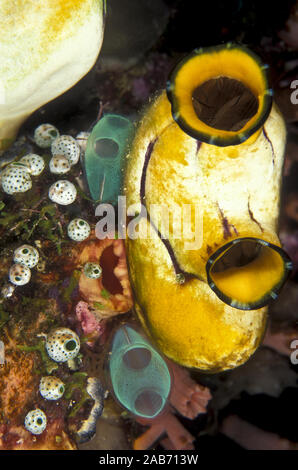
top-left (67, 218), bottom-right (91, 241)
top-left (83, 262), bottom-right (102, 279)
top-left (49, 155), bottom-right (71, 175)
top-left (48, 180), bottom-right (77, 205)
top-left (34, 124), bottom-right (60, 148)
top-left (39, 376), bottom-right (65, 400)
top-left (46, 327), bottom-right (80, 363)
top-left (9, 263), bottom-right (31, 286)
top-left (24, 409), bottom-right (47, 435)
top-left (19, 154), bottom-right (45, 176)
top-left (51, 135), bottom-right (80, 166)
top-left (13, 244), bottom-right (39, 269)
top-left (0, 164), bottom-right (32, 195)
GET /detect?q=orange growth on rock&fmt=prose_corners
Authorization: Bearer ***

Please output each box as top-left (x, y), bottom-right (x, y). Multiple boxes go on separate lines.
top-left (0, 330), bottom-right (38, 422)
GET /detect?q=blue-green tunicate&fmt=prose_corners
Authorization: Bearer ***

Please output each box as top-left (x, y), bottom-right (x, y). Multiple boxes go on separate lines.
top-left (108, 325), bottom-right (171, 419)
top-left (83, 114), bottom-right (134, 204)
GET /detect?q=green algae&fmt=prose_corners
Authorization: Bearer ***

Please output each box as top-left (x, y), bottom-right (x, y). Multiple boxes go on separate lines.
top-left (17, 338), bottom-right (58, 374)
top-left (65, 372), bottom-right (88, 398)
top-left (0, 211), bottom-right (22, 228)
top-left (62, 270), bottom-right (81, 303)
top-left (0, 305), bottom-right (9, 330)
top-left (0, 138), bottom-right (14, 150)
top-left (100, 289), bottom-right (110, 299)
top-left (0, 295), bottom-right (54, 336)
top-left (93, 301), bottom-right (105, 310)
top-left (0, 201), bottom-right (66, 254)
top-left (12, 295), bottom-right (56, 329)
top-left (65, 372), bottom-right (91, 418)
top-left (23, 204), bottom-right (66, 254)
top-left (24, 204), bottom-right (56, 239)
top-left (75, 184), bottom-right (98, 203)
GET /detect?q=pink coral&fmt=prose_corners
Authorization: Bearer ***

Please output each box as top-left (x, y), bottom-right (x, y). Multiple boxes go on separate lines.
top-left (133, 361), bottom-right (211, 450)
top-left (168, 360), bottom-right (211, 419)
top-left (134, 410), bottom-right (195, 450)
top-left (278, 1), bottom-right (298, 49)
top-left (221, 415), bottom-right (298, 450)
top-left (280, 230), bottom-right (298, 275)
top-left (263, 327), bottom-right (298, 357)
top-left (75, 301), bottom-right (105, 345)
